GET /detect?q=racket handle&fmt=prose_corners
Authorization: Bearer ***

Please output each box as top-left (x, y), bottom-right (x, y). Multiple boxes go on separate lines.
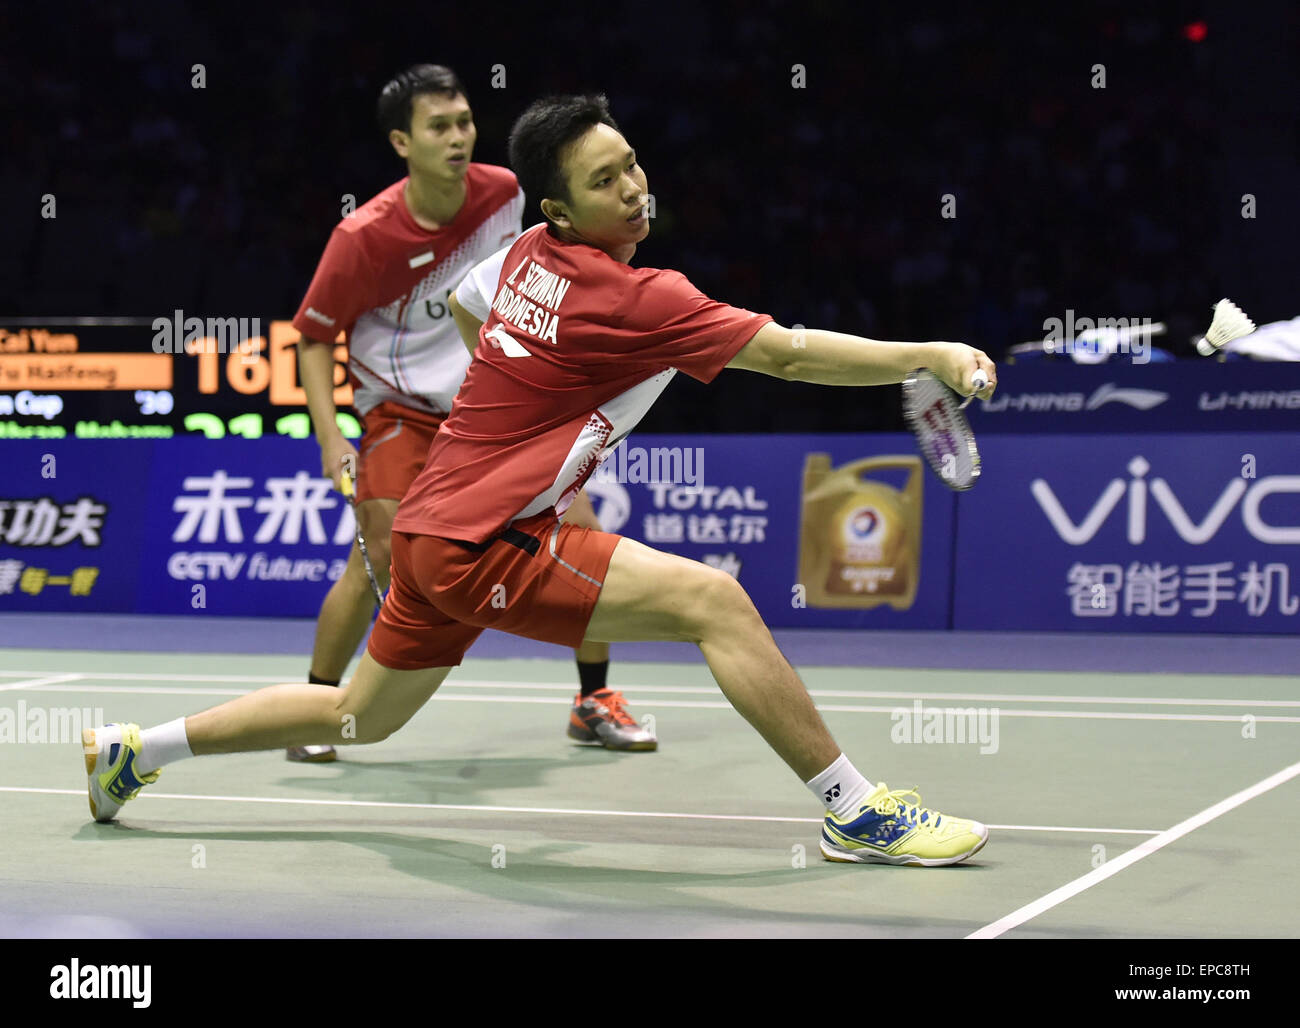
top-left (340, 470), bottom-right (355, 499)
top-left (971, 370), bottom-right (988, 393)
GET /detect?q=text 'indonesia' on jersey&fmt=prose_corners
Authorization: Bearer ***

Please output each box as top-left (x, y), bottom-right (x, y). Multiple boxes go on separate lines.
top-left (490, 255), bottom-right (577, 345)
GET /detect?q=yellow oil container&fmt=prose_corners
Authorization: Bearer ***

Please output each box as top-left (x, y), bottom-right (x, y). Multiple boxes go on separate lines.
top-left (798, 454), bottom-right (922, 609)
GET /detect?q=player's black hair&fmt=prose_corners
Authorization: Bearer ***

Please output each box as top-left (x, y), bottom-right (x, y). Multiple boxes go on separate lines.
top-left (377, 64), bottom-right (469, 137)
top-left (508, 95), bottom-right (621, 226)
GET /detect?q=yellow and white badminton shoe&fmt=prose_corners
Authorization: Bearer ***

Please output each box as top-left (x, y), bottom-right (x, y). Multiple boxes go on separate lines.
top-left (821, 783), bottom-right (988, 866)
top-left (83, 723), bottom-right (160, 823)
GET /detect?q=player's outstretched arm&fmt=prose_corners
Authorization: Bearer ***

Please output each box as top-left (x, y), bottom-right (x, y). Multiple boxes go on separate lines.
top-left (728, 322), bottom-right (996, 399)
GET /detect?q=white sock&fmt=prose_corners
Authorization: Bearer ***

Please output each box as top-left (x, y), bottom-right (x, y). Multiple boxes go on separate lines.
top-left (806, 754), bottom-right (873, 820)
top-left (137, 718), bottom-right (193, 774)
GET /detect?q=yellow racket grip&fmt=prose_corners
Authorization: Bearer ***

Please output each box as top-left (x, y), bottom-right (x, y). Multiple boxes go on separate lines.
top-left (340, 469), bottom-right (355, 499)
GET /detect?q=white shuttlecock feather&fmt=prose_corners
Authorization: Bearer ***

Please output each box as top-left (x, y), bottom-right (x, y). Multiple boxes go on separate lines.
top-left (1196, 298), bottom-right (1255, 356)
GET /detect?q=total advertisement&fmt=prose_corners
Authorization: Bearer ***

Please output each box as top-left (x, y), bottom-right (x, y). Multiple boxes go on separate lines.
top-left (586, 433), bottom-right (956, 629)
top-left (952, 433), bottom-right (1300, 633)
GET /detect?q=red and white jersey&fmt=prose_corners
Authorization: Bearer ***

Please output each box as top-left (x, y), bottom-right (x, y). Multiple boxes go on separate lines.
top-left (291, 165), bottom-right (523, 416)
top-left (394, 223), bottom-right (773, 542)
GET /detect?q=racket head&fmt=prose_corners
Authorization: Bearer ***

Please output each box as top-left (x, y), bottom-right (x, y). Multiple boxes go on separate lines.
top-left (901, 369), bottom-right (982, 491)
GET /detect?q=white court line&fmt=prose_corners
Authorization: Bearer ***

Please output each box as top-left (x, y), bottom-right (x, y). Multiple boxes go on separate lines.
top-left (2, 670), bottom-right (1299, 708)
top-left (966, 758), bottom-right (1300, 940)
top-left (19, 685), bottom-right (259, 698)
top-left (2, 684), bottom-right (1298, 723)
top-left (440, 682), bottom-right (1300, 709)
top-left (0, 674), bottom-right (83, 693)
top-left (433, 696), bottom-right (1300, 724)
top-left (0, 787), bottom-right (1160, 834)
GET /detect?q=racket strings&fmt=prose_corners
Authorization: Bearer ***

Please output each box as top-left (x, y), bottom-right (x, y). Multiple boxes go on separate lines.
top-left (903, 371), bottom-right (981, 490)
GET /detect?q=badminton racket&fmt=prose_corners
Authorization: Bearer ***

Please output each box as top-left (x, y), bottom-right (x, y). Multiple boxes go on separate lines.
top-left (340, 469), bottom-right (385, 607)
top-left (901, 368), bottom-right (987, 491)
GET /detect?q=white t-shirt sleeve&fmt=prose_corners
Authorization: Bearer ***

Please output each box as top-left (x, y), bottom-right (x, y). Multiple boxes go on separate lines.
top-left (455, 243), bottom-right (514, 322)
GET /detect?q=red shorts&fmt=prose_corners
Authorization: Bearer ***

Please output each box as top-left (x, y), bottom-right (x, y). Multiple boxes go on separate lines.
top-left (366, 512), bottom-right (622, 669)
top-left (355, 401), bottom-right (446, 504)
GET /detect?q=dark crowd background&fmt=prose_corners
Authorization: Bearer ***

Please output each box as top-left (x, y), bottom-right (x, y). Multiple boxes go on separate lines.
top-left (1, 1), bottom-right (1296, 432)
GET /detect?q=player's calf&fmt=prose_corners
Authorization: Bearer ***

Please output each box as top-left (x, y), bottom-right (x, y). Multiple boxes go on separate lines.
top-left (84, 660), bottom-right (449, 822)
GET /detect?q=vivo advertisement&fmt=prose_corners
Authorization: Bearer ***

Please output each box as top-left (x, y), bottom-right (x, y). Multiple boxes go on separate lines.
top-left (952, 433), bottom-right (1300, 633)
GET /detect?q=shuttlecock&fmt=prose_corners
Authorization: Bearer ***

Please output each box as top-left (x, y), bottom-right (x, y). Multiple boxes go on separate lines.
top-left (1196, 298), bottom-right (1255, 356)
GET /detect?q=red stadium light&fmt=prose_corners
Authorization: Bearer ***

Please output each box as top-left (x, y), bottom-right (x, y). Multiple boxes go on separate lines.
top-left (1183, 21), bottom-right (1208, 42)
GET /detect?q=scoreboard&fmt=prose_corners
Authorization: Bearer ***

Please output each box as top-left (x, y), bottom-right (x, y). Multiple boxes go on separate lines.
top-left (0, 318), bottom-right (361, 440)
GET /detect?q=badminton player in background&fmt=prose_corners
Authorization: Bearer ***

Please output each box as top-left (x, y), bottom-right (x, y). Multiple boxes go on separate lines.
top-left (86, 94), bottom-right (997, 866)
top-left (290, 65), bottom-right (654, 761)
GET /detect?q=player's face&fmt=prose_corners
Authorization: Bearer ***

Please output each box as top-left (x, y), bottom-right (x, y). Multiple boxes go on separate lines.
top-left (392, 92), bottom-right (476, 181)
top-left (553, 123), bottom-right (650, 255)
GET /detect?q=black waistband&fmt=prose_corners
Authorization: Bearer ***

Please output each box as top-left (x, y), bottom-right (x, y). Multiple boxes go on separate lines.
top-left (448, 526), bottom-right (541, 556)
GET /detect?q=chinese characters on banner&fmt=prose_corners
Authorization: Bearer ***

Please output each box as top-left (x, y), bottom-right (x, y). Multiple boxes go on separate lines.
top-left (1067, 561), bottom-right (1298, 618)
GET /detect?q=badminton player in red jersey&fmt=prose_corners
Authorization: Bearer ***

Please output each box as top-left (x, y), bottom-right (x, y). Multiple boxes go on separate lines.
top-left (290, 66), bottom-right (653, 761)
top-left (86, 95), bottom-right (1000, 866)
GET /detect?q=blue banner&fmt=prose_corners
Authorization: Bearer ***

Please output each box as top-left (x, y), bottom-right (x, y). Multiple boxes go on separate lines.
top-left (137, 437), bottom-right (352, 617)
top-left (0, 441), bottom-right (153, 613)
top-left (952, 433), bottom-right (1300, 633)
top-left (587, 434), bottom-right (956, 629)
top-left (7, 432), bottom-right (1295, 634)
top-left (0, 438), bottom-right (350, 618)
top-left (967, 361), bottom-right (1300, 434)
top-left (1, 435), bottom-right (956, 628)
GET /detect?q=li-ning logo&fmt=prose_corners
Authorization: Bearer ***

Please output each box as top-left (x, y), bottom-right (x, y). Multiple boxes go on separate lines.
top-left (824, 783), bottom-right (841, 803)
top-left (1032, 457), bottom-right (1300, 545)
top-left (1085, 384), bottom-right (1168, 411)
top-left (981, 384), bottom-right (1168, 413)
top-left (50, 959), bottom-right (151, 1008)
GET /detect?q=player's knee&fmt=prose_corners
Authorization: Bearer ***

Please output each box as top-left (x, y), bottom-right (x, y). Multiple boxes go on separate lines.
top-left (341, 550), bottom-right (376, 594)
top-left (682, 565), bottom-right (756, 639)
top-left (354, 720), bottom-right (397, 744)
top-left (366, 536), bottom-right (393, 585)
top-left (331, 695), bottom-right (403, 744)
top-left (359, 505), bottom-right (395, 541)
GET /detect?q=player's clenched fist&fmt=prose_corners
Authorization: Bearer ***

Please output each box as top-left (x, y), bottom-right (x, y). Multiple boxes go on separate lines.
top-left (320, 436), bottom-right (359, 493)
top-left (926, 342), bottom-right (996, 400)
